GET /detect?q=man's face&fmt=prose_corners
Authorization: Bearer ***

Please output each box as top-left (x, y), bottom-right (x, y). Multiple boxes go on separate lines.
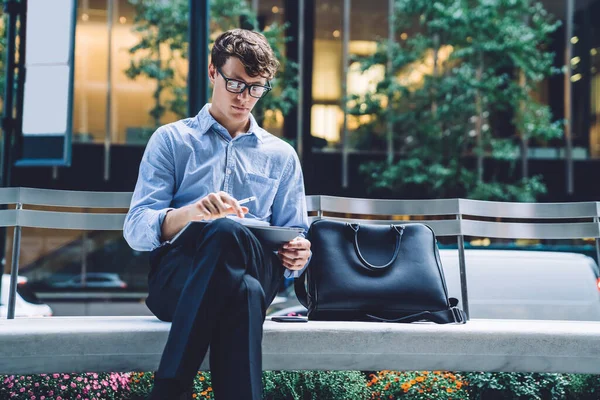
top-left (209, 57), bottom-right (268, 124)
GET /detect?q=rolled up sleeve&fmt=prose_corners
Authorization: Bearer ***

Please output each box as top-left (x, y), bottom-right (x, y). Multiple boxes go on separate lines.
top-left (271, 152), bottom-right (310, 278)
top-left (123, 129), bottom-right (176, 251)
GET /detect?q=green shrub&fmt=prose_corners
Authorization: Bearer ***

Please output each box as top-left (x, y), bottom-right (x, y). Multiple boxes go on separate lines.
top-left (262, 371), bottom-right (370, 400)
top-left (564, 374), bottom-right (600, 400)
top-left (464, 372), bottom-right (569, 400)
top-left (128, 371), bottom-right (214, 399)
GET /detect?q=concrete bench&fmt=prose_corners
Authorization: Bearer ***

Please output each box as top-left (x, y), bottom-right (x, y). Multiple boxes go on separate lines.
top-left (1, 187), bottom-right (600, 374)
top-left (2, 317), bottom-right (600, 375)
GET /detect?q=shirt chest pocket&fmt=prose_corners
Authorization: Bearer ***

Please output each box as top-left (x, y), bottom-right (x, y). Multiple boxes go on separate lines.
top-left (240, 172), bottom-right (278, 220)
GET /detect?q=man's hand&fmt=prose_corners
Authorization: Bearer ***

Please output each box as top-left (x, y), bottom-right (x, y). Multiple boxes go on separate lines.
top-left (190, 191), bottom-right (249, 220)
top-left (278, 237), bottom-right (311, 271)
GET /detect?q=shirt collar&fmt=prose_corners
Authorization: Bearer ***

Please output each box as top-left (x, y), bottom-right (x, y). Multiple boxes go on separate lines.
top-left (196, 103), bottom-right (264, 143)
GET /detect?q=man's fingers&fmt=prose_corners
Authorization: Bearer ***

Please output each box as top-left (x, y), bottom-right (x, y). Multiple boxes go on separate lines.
top-left (283, 240), bottom-right (310, 250)
top-left (201, 199), bottom-right (219, 217)
top-left (278, 249), bottom-right (309, 265)
top-left (219, 192), bottom-right (245, 218)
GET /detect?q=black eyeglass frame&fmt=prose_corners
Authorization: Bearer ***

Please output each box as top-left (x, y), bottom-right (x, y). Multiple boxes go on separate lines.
top-left (217, 68), bottom-right (272, 99)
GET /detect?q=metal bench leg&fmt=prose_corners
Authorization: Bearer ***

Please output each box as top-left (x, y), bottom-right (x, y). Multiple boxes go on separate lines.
top-left (7, 203), bottom-right (22, 320)
top-left (457, 214), bottom-right (469, 320)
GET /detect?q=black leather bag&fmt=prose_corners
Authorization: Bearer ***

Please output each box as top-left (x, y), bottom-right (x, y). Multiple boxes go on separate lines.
top-left (294, 219), bottom-right (466, 324)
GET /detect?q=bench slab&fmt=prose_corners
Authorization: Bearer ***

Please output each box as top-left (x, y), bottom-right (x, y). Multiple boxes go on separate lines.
top-left (1, 317), bottom-right (599, 375)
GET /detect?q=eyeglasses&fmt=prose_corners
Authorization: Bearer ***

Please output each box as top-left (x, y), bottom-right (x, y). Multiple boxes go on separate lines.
top-left (217, 68), bottom-right (272, 99)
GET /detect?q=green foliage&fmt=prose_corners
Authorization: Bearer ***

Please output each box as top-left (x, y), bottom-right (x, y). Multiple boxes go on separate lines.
top-left (262, 371), bottom-right (370, 400)
top-left (564, 374), bottom-right (600, 400)
top-left (128, 371), bottom-right (214, 399)
top-left (464, 372), bottom-right (569, 400)
top-left (350, 0), bottom-right (562, 201)
top-left (126, 0), bottom-right (297, 130)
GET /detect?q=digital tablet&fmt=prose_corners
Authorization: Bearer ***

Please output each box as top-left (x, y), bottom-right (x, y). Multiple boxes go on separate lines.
top-left (168, 218), bottom-right (304, 249)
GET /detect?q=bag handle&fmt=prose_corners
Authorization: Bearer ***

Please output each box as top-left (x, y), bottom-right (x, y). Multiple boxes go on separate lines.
top-left (348, 223), bottom-right (405, 271)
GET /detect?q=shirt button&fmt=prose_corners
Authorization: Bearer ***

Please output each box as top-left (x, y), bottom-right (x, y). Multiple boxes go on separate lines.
top-left (226, 169), bottom-right (232, 175)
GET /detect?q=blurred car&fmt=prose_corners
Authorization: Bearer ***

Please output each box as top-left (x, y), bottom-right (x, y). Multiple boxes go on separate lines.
top-left (51, 272), bottom-right (128, 289)
top-left (1, 274), bottom-right (53, 317)
top-left (268, 250), bottom-right (600, 321)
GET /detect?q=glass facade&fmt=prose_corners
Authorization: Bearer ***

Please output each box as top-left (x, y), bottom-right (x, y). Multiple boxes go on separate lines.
top-left (73, 0), bottom-right (188, 146)
top-left (9, 0), bottom-right (600, 316)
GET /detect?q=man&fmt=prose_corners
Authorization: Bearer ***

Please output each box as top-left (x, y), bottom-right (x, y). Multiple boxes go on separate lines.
top-left (123, 29), bottom-right (311, 400)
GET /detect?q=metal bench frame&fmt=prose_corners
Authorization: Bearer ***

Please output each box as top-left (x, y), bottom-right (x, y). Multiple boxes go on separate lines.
top-left (2, 187), bottom-right (600, 320)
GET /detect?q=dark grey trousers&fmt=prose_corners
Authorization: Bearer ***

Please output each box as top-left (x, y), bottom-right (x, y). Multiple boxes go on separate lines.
top-left (145, 218), bottom-right (285, 400)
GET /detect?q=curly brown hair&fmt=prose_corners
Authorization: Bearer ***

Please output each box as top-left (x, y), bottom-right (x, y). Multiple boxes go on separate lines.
top-left (211, 29), bottom-right (280, 80)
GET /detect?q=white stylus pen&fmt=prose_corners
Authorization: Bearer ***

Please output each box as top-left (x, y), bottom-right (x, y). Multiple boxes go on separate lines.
top-left (237, 195), bottom-right (257, 205)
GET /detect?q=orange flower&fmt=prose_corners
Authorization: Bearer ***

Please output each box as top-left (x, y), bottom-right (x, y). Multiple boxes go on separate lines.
top-left (207, 387), bottom-right (212, 392)
top-left (394, 377), bottom-right (399, 382)
top-left (416, 376), bottom-right (425, 382)
top-left (200, 391), bottom-right (207, 396)
top-left (192, 395), bottom-right (197, 399)
top-left (456, 382), bottom-right (463, 389)
top-left (419, 389), bottom-right (424, 393)
top-left (199, 376), bottom-right (205, 381)
top-left (447, 388), bottom-right (453, 393)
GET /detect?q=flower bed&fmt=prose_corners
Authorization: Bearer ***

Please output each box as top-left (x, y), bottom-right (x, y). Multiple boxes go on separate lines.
top-left (0, 371), bottom-right (598, 399)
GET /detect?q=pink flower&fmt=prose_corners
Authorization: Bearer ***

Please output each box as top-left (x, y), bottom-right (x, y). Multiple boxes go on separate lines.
top-left (92, 373), bottom-right (98, 379)
top-left (48, 391), bottom-right (54, 396)
top-left (34, 383), bottom-right (39, 387)
top-left (57, 397), bottom-right (63, 400)
top-left (30, 396), bottom-right (35, 400)
top-left (63, 374), bottom-right (70, 379)
top-left (7, 383), bottom-right (13, 389)
top-left (71, 382), bottom-right (77, 388)
top-left (61, 385), bottom-right (67, 390)
top-left (77, 377), bottom-right (83, 382)
top-left (101, 379), bottom-right (108, 386)
top-left (52, 374), bottom-right (60, 379)
top-left (20, 388), bottom-right (25, 392)
top-left (41, 397), bottom-right (45, 400)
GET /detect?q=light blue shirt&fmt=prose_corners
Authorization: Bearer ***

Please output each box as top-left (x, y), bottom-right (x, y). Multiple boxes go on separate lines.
top-left (123, 104), bottom-right (309, 278)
